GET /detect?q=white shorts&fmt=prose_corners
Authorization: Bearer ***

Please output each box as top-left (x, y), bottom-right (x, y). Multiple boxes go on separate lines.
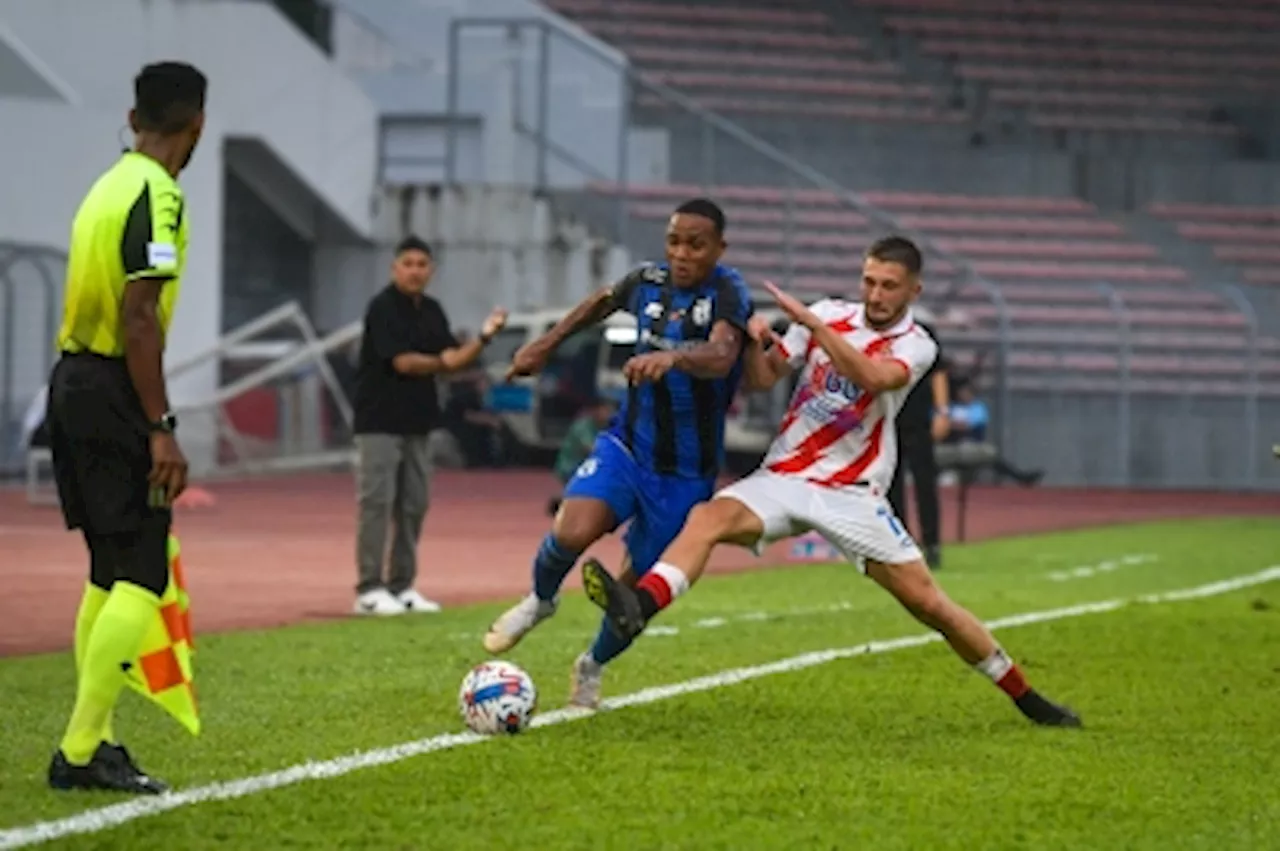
top-left (715, 470), bottom-right (923, 570)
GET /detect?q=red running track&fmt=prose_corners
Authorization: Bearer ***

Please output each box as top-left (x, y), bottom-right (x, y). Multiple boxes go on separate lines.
top-left (1, 470), bottom-right (1276, 656)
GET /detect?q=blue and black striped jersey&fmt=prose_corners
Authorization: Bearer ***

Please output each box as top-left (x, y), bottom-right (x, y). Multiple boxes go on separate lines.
top-left (605, 262), bottom-right (754, 479)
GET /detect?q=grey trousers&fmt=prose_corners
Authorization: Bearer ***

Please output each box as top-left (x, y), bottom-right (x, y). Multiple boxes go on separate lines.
top-left (355, 434), bottom-right (433, 595)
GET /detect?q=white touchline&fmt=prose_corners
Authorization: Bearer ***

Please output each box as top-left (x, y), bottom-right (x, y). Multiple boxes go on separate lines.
top-left (2, 565), bottom-right (1278, 850)
top-left (1048, 553), bottom-right (1159, 582)
top-left (450, 601), bottom-right (861, 642)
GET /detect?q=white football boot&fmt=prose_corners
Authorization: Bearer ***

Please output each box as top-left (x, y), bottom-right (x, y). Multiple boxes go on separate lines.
top-left (568, 653), bottom-right (603, 710)
top-left (482, 593), bottom-right (557, 654)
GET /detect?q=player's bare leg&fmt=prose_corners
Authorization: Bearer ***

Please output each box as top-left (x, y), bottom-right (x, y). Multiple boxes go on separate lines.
top-left (866, 558), bottom-right (1081, 728)
top-left (568, 559), bottom-right (639, 709)
top-left (581, 497), bottom-right (763, 640)
top-left (484, 498), bottom-right (616, 654)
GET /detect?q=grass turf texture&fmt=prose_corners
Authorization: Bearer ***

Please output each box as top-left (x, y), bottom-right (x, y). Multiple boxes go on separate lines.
top-left (1, 516), bottom-right (1277, 849)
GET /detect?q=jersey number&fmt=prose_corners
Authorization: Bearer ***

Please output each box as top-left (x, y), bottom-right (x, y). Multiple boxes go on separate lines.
top-left (876, 506), bottom-right (911, 545)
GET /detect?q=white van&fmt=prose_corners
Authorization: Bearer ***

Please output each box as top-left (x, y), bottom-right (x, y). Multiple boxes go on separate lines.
top-left (479, 306), bottom-right (790, 468)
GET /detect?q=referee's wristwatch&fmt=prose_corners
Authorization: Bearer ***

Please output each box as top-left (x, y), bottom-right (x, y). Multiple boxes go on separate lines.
top-left (150, 412), bottom-right (178, 434)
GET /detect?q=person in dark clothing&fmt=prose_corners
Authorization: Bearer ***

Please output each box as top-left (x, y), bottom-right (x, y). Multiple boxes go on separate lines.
top-left (352, 235), bottom-right (507, 616)
top-left (888, 319), bottom-right (950, 570)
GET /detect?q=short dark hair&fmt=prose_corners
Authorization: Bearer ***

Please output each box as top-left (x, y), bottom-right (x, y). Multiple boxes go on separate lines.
top-left (134, 62), bottom-right (207, 135)
top-left (395, 235), bottom-right (432, 257)
top-left (673, 198), bottom-right (726, 235)
top-left (866, 235), bottom-right (923, 275)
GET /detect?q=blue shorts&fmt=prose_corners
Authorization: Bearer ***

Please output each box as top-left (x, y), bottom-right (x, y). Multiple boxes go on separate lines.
top-left (562, 434), bottom-right (715, 576)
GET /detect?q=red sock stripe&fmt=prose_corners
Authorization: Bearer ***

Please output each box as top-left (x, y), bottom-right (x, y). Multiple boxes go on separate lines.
top-left (637, 572), bottom-right (674, 610)
top-left (997, 665), bottom-right (1030, 699)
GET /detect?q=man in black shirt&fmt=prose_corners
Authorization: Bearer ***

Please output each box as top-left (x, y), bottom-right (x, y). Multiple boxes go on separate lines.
top-left (352, 236), bottom-right (507, 616)
top-left (887, 319), bottom-right (950, 570)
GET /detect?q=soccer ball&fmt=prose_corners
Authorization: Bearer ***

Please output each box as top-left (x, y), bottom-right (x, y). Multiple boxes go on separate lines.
top-left (458, 660), bottom-right (537, 735)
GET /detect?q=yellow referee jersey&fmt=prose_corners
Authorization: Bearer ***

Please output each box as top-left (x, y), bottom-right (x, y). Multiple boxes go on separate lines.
top-left (57, 152), bottom-right (188, 357)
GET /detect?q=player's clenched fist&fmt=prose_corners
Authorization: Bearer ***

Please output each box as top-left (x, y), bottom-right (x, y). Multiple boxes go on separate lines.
top-left (747, 314), bottom-right (779, 347)
top-left (623, 351), bottom-right (679, 383)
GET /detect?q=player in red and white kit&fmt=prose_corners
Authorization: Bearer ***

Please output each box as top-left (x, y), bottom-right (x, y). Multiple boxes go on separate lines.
top-left (581, 236), bottom-right (1080, 727)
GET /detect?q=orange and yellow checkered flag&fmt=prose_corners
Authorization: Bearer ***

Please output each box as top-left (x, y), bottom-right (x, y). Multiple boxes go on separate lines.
top-left (122, 533), bottom-right (200, 735)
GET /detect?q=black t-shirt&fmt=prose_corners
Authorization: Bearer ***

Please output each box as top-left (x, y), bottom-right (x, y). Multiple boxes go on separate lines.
top-left (898, 319), bottom-right (948, 433)
top-left (353, 285), bottom-right (459, 435)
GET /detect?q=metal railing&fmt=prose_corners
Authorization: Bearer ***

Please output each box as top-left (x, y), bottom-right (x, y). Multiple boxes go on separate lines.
top-left (0, 242), bottom-right (63, 472)
top-left (958, 280), bottom-right (1271, 490)
top-left (440, 16), bottom-right (994, 305)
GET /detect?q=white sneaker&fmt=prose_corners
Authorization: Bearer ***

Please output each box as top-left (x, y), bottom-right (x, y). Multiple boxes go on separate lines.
top-left (398, 589), bottom-right (442, 613)
top-left (482, 593), bottom-right (557, 654)
top-left (568, 653), bottom-right (603, 710)
top-left (354, 588), bottom-right (404, 617)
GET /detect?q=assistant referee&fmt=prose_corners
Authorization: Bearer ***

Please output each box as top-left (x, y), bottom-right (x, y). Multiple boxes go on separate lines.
top-left (45, 62), bottom-right (207, 795)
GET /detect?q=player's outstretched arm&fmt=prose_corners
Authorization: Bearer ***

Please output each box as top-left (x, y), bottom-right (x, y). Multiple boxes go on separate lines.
top-left (764, 281), bottom-right (909, 394)
top-left (506, 274), bottom-right (638, 379)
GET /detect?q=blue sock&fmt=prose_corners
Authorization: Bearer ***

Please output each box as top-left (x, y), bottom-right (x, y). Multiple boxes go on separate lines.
top-left (588, 615), bottom-right (633, 666)
top-left (532, 533), bottom-right (580, 602)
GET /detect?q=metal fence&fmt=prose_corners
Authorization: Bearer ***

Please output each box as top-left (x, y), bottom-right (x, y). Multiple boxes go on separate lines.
top-left (439, 16), bottom-right (993, 306)
top-left (0, 242), bottom-right (62, 475)
top-left (432, 18), bottom-right (1278, 492)
top-left (989, 283), bottom-right (1274, 491)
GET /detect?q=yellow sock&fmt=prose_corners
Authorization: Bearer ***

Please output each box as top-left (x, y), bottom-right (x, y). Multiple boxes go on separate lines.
top-left (73, 584), bottom-right (116, 745)
top-left (60, 581), bottom-right (159, 765)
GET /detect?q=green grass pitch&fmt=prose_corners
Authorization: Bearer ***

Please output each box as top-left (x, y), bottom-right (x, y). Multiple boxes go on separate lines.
top-left (1, 517), bottom-right (1277, 850)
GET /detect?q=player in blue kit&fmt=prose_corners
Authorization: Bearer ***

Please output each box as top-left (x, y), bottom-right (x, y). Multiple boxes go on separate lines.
top-left (484, 198), bottom-right (754, 708)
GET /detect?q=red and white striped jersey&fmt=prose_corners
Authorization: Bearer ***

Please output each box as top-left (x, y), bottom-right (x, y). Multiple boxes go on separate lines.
top-left (764, 299), bottom-right (938, 492)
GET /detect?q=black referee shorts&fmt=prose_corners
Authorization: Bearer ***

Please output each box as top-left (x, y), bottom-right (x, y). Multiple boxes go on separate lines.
top-left (47, 353), bottom-right (170, 594)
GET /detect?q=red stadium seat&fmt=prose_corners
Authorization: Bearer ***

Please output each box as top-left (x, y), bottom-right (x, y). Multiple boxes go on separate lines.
top-left (633, 93), bottom-right (965, 124)
top-left (623, 45), bottom-right (899, 77)
top-left (581, 21), bottom-right (865, 53)
top-left (871, 0), bottom-right (1280, 29)
top-left (644, 71), bottom-right (938, 102)
top-left (1243, 268), bottom-right (1280, 286)
top-left (1149, 202), bottom-right (1280, 224)
top-left (584, 182), bottom-right (1280, 386)
top-left (544, 0), bottom-right (828, 26)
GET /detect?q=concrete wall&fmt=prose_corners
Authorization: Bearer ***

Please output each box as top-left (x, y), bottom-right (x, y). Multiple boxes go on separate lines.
top-left (0, 0), bottom-right (383, 472)
top-left (329, 0), bottom-right (640, 188)
top-left (1002, 391), bottom-right (1279, 491)
top-left (317, 185), bottom-right (629, 335)
top-left (0, 101), bottom-right (224, 467)
top-left (0, 0), bottom-right (378, 237)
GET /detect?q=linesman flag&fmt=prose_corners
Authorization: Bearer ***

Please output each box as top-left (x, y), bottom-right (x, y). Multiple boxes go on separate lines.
top-left (122, 532), bottom-right (201, 735)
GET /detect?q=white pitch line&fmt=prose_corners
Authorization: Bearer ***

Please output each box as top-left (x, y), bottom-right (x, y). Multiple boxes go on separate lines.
top-left (3, 565), bottom-right (1278, 850)
top-left (1048, 553), bottom-right (1159, 582)
top-left (448, 600), bottom-right (860, 642)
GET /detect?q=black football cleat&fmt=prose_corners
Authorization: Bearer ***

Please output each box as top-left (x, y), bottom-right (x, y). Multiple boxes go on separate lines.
top-left (48, 742), bottom-right (169, 795)
top-left (581, 558), bottom-right (646, 640)
top-left (1015, 690), bottom-right (1083, 728)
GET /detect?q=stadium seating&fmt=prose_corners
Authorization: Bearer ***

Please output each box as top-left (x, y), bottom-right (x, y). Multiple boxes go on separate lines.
top-left (1146, 202), bottom-right (1280, 286)
top-left (541, 0), bottom-right (962, 126)
top-left (546, 0), bottom-right (1278, 149)
top-left (542, 0), bottom-right (1279, 401)
top-left (587, 181), bottom-right (1280, 395)
top-left (865, 0), bottom-right (1277, 143)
